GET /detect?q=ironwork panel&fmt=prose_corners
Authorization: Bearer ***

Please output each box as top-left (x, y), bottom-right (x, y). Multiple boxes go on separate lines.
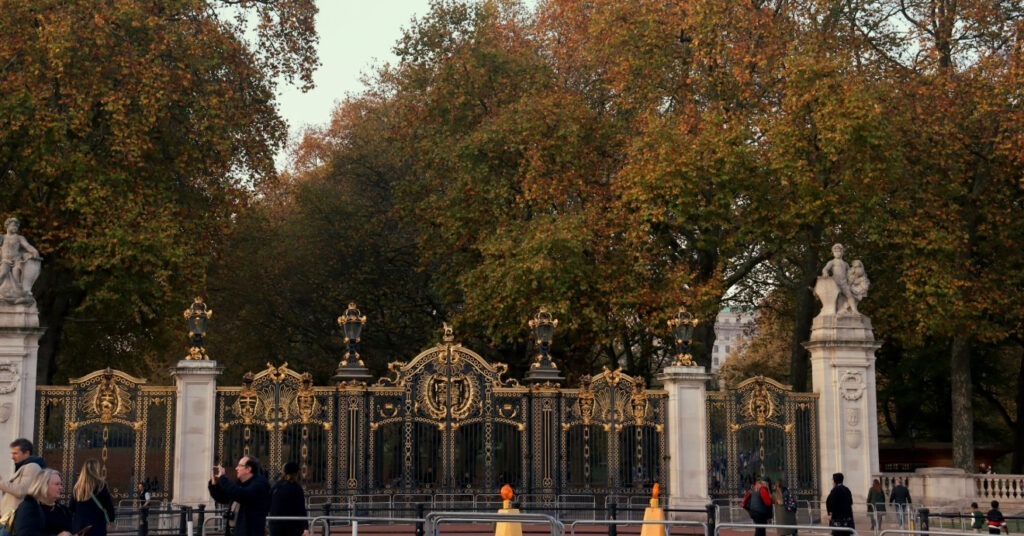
top-left (706, 376), bottom-right (819, 499)
top-left (215, 364), bottom-right (336, 493)
top-left (35, 369), bottom-right (176, 502)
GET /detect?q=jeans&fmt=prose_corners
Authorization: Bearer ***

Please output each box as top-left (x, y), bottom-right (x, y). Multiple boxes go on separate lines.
top-left (894, 504), bottom-right (909, 528)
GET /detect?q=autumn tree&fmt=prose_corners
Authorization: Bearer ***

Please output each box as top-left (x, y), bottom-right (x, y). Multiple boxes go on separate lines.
top-left (0, 0), bottom-right (317, 381)
top-left (207, 96), bottom-right (440, 382)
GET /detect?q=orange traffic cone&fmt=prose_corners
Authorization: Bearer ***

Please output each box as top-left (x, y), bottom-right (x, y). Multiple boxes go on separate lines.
top-left (640, 483), bottom-right (666, 536)
top-left (495, 484), bottom-right (523, 536)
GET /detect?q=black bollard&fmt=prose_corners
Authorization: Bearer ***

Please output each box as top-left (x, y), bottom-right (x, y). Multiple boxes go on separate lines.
top-left (179, 505), bottom-right (190, 535)
top-left (197, 504), bottom-right (206, 533)
top-left (223, 504), bottom-right (234, 536)
top-left (416, 503), bottom-right (426, 536)
top-left (919, 508), bottom-right (930, 535)
top-left (608, 502), bottom-right (618, 536)
top-left (706, 503), bottom-right (717, 536)
top-left (138, 506), bottom-right (149, 536)
top-left (323, 502), bottom-right (332, 532)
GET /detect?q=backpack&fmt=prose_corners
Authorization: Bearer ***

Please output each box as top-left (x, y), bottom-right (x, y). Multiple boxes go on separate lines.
top-left (783, 489), bottom-right (798, 513)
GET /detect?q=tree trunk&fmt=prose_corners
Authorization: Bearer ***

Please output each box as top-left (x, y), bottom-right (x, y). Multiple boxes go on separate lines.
top-left (950, 335), bottom-right (974, 471)
top-left (1012, 344), bottom-right (1024, 473)
top-left (790, 246), bottom-right (820, 392)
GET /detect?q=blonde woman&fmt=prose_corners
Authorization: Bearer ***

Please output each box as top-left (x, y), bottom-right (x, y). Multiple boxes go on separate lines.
top-left (70, 459), bottom-right (115, 536)
top-left (11, 468), bottom-right (72, 536)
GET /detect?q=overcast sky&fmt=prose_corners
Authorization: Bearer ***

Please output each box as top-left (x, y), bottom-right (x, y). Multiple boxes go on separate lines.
top-left (274, 1), bottom-right (433, 166)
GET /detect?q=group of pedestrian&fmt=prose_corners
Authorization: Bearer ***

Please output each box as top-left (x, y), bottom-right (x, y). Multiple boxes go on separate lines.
top-left (741, 476), bottom-right (799, 536)
top-left (0, 436), bottom-right (311, 536)
top-left (971, 500), bottom-right (1009, 534)
top-left (866, 476), bottom-right (912, 530)
top-left (0, 438), bottom-right (116, 536)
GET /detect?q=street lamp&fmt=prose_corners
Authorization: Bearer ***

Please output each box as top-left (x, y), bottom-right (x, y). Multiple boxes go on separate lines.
top-left (525, 307), bottom-right (564, 384)
top-left (334, 302), bottom-right (372, 383)
top-left (667, 307), bottom-right (699, 367)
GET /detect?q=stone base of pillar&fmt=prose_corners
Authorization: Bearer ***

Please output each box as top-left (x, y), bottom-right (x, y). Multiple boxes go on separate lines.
top-left (659, 366), bottom-right (713, 510)
top-left (170, 359), bottom-right (222, 506)
top-left (0, 302), bottom-right (43, 443)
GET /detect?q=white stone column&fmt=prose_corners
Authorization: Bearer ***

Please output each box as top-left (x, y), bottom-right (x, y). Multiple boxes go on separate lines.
top-left (805, 277), bottom-right (881, 507)
top-left (659, 366), bottom-right (713, 510)
top-left (170, 359), bottom-right (222, 506)
top-left (0, 303), bottom-right (44, 443)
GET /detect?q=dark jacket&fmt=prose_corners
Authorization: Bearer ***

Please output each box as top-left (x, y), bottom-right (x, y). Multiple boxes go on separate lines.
top-left (209, 474), bottom-right (271, 536)
top-left (269, 479), bottom-right (307, 536)
top-left (889, 485), bottom-right (911, 505)
top-left (742, 486), bottom-right (773, 522)
top-left (71, 485), bottom-right (116, 536)
top-left (12, 495), bottom-right (70, 536)
top-left (826, 484), bottom-right (854, 520)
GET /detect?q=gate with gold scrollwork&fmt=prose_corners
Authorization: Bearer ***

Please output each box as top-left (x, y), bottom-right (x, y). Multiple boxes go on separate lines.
top-left (706, 376), bottom-right (818, 499)
top-left (215, 365), bottom-right (337, 493)
top-left (213, 331), bottom-right (668, 499)
top-left (35, 369), bottom-right (176, 500)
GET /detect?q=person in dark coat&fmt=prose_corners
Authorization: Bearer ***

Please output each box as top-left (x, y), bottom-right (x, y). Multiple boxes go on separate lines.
top-left (12, 468), bottom-right (72, 536)
top-left (209, 456), bottom-right (272, 536)
top-left (826, 473), bottom-right (855, 536)
top-left (70, 459), bottom-right (116, 536)
top-left (269, 462), bottom-right (308, 536)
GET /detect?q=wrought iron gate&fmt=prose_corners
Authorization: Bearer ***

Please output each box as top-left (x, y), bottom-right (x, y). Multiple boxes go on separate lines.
top-left (214, 330), bottom-right (668, 498)
top-left (706, 376), bottom-right (818, 499)
top-left (35, 368), bottom-right (176, 500)
top-left (215, 365), bottom-right (337, 492)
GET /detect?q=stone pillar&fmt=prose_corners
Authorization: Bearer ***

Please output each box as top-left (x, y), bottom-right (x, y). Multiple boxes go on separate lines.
top-left (170, 359), bottom-right (222, 506)
top-left (659, 365), bottom-right (713, 510)
top-left (805, 276), bottom-right (881, 507)
top-left (0, 303), bottom-right (44, 443)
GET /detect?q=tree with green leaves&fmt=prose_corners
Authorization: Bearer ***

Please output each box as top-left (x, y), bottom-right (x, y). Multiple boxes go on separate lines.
top-left (0, 0), bottom-right (318, 382)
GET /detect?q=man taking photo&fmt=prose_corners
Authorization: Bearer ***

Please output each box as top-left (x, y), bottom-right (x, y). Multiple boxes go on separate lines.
top-left (208, 456), bottom-right (271, 536)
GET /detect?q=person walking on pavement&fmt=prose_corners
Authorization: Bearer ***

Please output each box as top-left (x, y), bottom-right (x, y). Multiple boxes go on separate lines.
top-left (209, 456), bottom-right (271, 536)
top-left (269, 462), bottom-right (308, 536)
top-left (826, 473), bottom-right (855, 536)
top-left (69, 459), bottom-right (116, 536)
top-left (867, 479), bottom-right (887, 530)
top-left (742, 477), bottom-right (774, 536)
top-left (889, 477), bottom-right (912, 529)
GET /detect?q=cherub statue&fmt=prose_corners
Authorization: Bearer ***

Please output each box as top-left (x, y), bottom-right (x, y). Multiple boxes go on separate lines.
top-left (820, 243), bottom-right (868, 315)
top-left (0, 217), bottom-right (43, 303)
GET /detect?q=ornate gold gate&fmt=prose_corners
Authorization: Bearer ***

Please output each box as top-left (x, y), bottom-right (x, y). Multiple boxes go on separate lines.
top-left (214, 330), bottom-right (668, 498)
top-left (706, 376), bottom-right (818, 499)
top-left (215, 364), bottom-right (337, 492)
top-left (35, 368), bottom-right (176, 499)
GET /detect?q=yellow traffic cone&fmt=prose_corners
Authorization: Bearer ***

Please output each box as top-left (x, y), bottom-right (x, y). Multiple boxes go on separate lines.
top-left (495, 484), bottom-right (523, 536)
top-left (640, 483), bottom-right (666, 536)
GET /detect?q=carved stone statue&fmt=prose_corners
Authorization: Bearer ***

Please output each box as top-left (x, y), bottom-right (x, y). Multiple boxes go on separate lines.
top-left (816, 243), bottom-right (869, 316)
top-left (0, 217), bottom-right (42, 304)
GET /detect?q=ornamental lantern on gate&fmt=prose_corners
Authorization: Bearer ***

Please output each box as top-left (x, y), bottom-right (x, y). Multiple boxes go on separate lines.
top-left (183, 297), bottom-right (213, 360)
top-left (333, 302), bottom-right (373, 384)
top-left (667, 307), bottom-right (699, 367)
top-left (525, 307), bottom-right (564, 384)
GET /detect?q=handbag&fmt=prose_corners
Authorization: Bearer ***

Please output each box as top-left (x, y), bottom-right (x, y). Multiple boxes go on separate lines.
top-left (0, 509), bottom-right (14, 536)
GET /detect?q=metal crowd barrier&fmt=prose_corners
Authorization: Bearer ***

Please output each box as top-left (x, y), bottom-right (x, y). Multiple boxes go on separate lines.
top-left (715, 522), bottom-right (858, 536)
top-left (569, 518), bottom-right (707, 536)
top-left (426, 511), bottom-right (565, 536)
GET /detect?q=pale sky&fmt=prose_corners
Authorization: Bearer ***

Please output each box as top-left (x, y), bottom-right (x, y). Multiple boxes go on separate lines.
top-left (275, 1), bottom-right (433, 166)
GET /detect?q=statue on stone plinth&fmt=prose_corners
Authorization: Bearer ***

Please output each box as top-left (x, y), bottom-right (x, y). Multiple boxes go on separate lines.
top-left (817, 244), bottom-right (869, 316)
top-left (0, 217), bottom-right (43, 304)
